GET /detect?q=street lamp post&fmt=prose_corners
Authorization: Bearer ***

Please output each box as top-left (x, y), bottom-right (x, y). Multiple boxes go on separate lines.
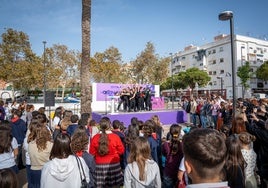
top-left (219, 10), bottom-right (236, 118)
top-left (43, 41), bottom-right (47, 107)
top-left (217, 77), bottom-right (223, 96)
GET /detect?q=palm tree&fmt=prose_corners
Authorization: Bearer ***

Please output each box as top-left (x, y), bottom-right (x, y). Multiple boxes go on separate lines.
top-left (80, 0), bottom-right (92, 113)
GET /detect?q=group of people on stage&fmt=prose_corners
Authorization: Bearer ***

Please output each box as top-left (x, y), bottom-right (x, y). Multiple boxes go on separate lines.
top-left (116, 85), bottom-right (154, 112)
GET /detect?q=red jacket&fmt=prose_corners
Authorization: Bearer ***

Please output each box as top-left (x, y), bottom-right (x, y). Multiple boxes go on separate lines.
top-left (89, 131), bottom-right (124, 164)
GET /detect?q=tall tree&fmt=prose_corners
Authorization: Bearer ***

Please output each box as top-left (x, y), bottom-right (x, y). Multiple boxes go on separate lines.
top-left (161, 68), bottom-right (211, 97)
top-left (132, 42), bottom-right (157, 84)
top-left (81, 0), bottom-right (91, 114)
top-left (184, 68), bottom-right (211, 96)
top-left (0, 28), bottom-right (43, 96)
top-left (150, 57), bottom-right (169, 85)
top-left (237, 61), bottom-right (253, 98)
top-left (45, 44), bottom-right (80, 100)
top-left (90, 46), bottom-right (123, 83)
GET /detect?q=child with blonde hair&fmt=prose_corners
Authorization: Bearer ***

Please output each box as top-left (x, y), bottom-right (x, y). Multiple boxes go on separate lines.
top-left (124, 136), bottom-right (161, 187)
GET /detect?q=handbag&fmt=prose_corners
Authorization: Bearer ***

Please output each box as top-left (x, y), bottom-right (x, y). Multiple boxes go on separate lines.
top-left (75, 156), bottom-right (88, 188)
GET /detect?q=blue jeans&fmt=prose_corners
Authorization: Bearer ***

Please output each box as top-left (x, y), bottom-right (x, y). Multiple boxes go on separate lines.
top-left (200, 115), bottom-right (207, 128)
top-left (190, 113), bottom-right (198, 126)
top-left (207, 115), bottom-right (214, 128)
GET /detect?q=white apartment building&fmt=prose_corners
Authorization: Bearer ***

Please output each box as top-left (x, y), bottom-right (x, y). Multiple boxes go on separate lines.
top-left (171, 34), bottom-right (268, 99)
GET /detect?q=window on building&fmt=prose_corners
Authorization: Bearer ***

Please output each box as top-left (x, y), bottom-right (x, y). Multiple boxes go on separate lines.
top-left (200, 63), bottom-right (203, 66)
top-left (213, 60), bottom-right (216, 64)
top-left (209, 71), bottom-right (212, 75)
top-left (181, 56), bottom-right (186, 60)
top-left (220, 58), bottom-right (224, 63)
top-left (219, 47), bottom-right (223, 52)
top-left (220, 70), bottom-right (225, 74)
top-left (212, 49), bottom-right (216, 54)
top-left (213, 71), bottom-right (216, 75)
top-left (208, 51), bottom-right (211, 55)
top-left (213, 81), bottom-right (217, 85)
top-left (257, 82), bottom-right (264, 88)
top-left (192, 55), bottom-right (195, 59)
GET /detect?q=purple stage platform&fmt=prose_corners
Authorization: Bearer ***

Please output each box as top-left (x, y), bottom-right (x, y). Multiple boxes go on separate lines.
top-left (92, 110), bottom-right (187, 127)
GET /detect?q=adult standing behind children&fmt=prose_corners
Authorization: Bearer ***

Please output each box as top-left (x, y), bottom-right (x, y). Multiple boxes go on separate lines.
top-left (182, 128), bottom-right (229, 188)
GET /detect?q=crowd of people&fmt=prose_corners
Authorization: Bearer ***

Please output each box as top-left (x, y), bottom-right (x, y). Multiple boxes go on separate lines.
top-left (0, 94), bottom-right (267, 188)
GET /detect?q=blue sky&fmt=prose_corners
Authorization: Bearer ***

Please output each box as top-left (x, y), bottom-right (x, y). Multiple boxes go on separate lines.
top-left (0, 0), bottom-right (267, 62)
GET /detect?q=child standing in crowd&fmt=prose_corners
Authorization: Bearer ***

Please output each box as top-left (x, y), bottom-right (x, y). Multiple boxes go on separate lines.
top-left (28, 122), bottom-right (53, 188)
top-left (66, 114), bottom-right (79, 136)
top-left (124, 136), bottom-right (161, 188)
top-left (238, 132), bottom-right (258, 188)
top-left (124, 123), bottom-right (140, 168)
top-left (71, 125), bottom-right (95, 188)
top-left (0, 121), bottom-right (19, 174)
top-left (225, 134), bottom-right (246, 188)
top-left (51, 106), bottom-right (64, 131)
top-left (182, 128), bottom-right (229, 187)
top-left (89, 117), bottom-right (124, 188)
top-left (142, 120), bottom-right (159, 163)
top-left (41, 133), bottom-right (90, 188)
top-left (112, 120), bottom-right (126, 170)
top-left (88, 119), bottom-right (99, 139)
top-left (162, 124), bottom-right (183, 188)
top-left (11, 109), bottom-right (26, 170)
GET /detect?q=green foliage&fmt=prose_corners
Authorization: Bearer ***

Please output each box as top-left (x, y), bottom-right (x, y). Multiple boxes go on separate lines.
top-left (161, 67), bottom-right (211, 94)
top-left (131, 42), bottom-right (168, 84)
top-left (183, 67), bottom-right (211, 89)
top-left (0, 28), bottom-right (43, 91)
top-left (132, 42), bottom-right (157, 84)
top-left (237, 61), bottom-right (252, 89)
top-left (90, 46), bottom-right (123, 83)
top-left (256, 61), bottom-right (268, 81)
